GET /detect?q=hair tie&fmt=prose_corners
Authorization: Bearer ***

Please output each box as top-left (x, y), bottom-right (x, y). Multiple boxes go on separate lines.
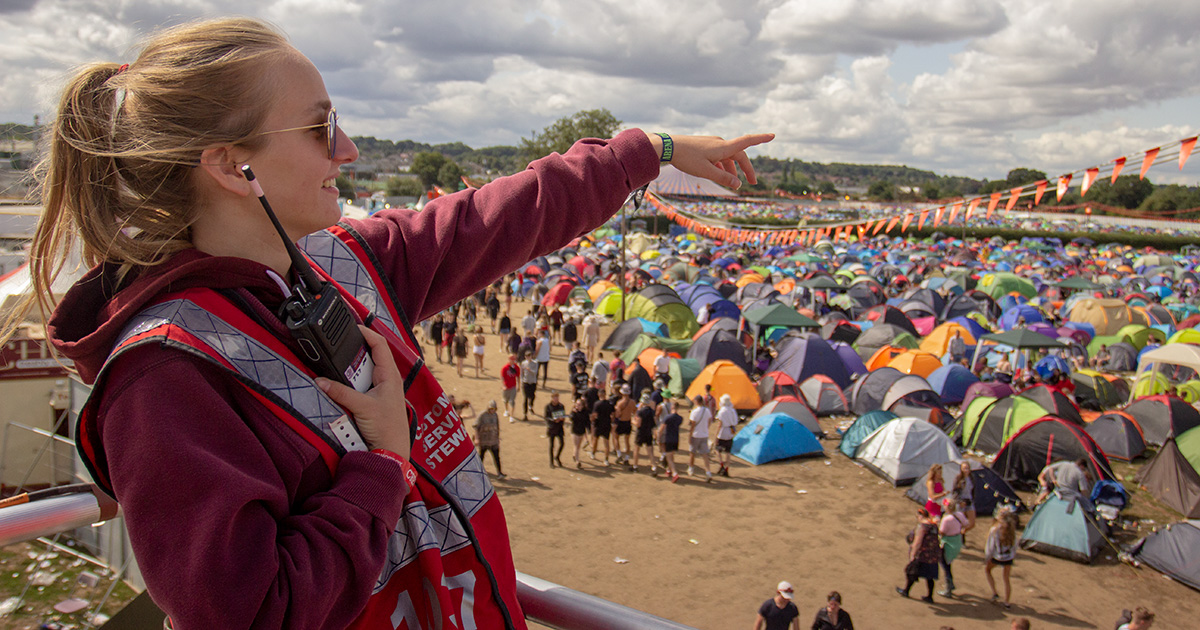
top-left (116, 63), bottom-right (129, 74)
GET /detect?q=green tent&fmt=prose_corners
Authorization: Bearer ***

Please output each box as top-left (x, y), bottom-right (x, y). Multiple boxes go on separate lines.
top-left (948, 396), bottom-right (998, 444)
top-left (1168, 328), bottom-right (1200, 345)
top-left (1088, 334), bottom-right (1133, 356)
top-left (742, 303), bottom-right (819, 329)
top-left (1054, 277), bottom-right (1102, 292)
top-left (1115, 324), bottom-right (1165, 351)
top-left (620, 333), bottom-right (694, 366)
top-left (666, 357), bottom-right (703, 398)
top-left (978, 329), bottom-right (1066, 350)
top-left (978, 272), bottom-right (1037, 299)
top-left (960, 395), bottom-right (1054, 453)
top-left (612, 293), bottom-right (699, 340)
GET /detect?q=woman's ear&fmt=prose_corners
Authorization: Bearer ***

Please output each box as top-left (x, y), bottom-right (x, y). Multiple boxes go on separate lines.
top-left (198, 146), bottom-right (253, 196)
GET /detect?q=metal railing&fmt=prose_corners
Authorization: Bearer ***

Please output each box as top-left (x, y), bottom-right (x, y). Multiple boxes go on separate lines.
top-left (0, 486), bottom-right (698, 630)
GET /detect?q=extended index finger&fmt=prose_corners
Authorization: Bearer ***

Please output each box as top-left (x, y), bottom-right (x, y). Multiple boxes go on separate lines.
top-left (728, 133), bottom-right (774, 185)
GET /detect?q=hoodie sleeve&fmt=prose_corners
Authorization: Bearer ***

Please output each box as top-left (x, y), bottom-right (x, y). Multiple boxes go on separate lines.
top-left (96, 346), bottom-right (406, 629)
top-left (344, 129), bottom-right (659, 323)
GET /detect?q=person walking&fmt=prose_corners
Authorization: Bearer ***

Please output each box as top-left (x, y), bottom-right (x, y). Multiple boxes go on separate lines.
top-left (613, 384), bottom-right (636, 465)
top-left (687, 395), bottom-right (714, 482)
top-left (473, 401), bottom-right (505, 479)
top-left (430, 313), bottom-right (446, 363)
top-left (520, 353), bottom-right (539, 421)
top-left (452, 325), bottom-right (468, 377)
top-left (544, 392), bottom-right (566, 468)
top-left (937, 500), bottom-right (970, 598)
top-left (656, 401), bottom-right (683, 483)
top-left (500, 354), bottom-right (519, 421)
top-left (562, 316), bottom-right (578, 351)
top-left (569, 396), bottom-right (591, 469)
top-left (985, 508), bottom-right (1018, 608)
top-left (896, 508), bottom-right (940, 603)
top-left (472, 325), bottom-right (487, 378)
top-left (925, 464), bottom-right (947, 519)
top-left (810, 591), bottom-right (854, 630)
top-left (584, 315), bottom-right (601, 363)
top-left (535, 327), bottom-right (552, 387)
top-left (714, 394), bottom-right (738, 477)
top-left (632, 392), bottom-right (658, 474)
top-left (753, 581), bottom-right (800, 630)
top-left (591, 354), bottom-right (610, 393)
top-left (590, 392), bottom-right (616, 465)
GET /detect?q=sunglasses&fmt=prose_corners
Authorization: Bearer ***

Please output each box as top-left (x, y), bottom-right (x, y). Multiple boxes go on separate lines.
top-left (256, 107), bottom-right (338, 159)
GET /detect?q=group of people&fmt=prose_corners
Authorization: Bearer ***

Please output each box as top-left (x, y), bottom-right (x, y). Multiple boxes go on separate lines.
top-left (753, 582), bottom-right (854, 630)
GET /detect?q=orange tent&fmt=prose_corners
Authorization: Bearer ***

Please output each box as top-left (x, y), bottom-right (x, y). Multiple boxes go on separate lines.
top-left (629, 347), bottom-right (681, 377)
top-left (866, 345), bottom-right (906, 371)
top-left (919, 322), bottom-right (976, 357)
top-left (684, 360), bottom-right (760, 410)
top-left (887, 350), bottom-right (943, 379)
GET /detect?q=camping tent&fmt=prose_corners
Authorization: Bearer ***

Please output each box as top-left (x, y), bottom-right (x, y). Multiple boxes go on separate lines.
top-left (838, 410), bottom-right (898, 458)
top-left (1068, 298), bottom-right (1149, 336)
top-left (684, 360), bottom-right (760, 411)
top-left (1136, 426), bottom-right (1200, 519)
top-left (766, 333), bottom-right (852, 389)
top-left (732, 413), bottom-right (824, 465)
top-left (1131, 344), bottom-right (1200, 404)
top-left (992, 416), bottom-right (1115, 489)
top-left (853, 417), bottom-right (961, 486)
top-left (799, 375), bottom-right (850, 416)
top-left (1084, 412), bottom-right (1147, 461)
top-left (1124, 394), bottom-right (1200, 447)
top-left (1019, 495), bottom-right (1107, 563)
top-left (926, 364), bottom-right (979, 405)
top-left (751, 398), bottom-right (824, 437)
top-left (650, 164), bottom-right (738, 197)
top-left (1130, 520), bottom-right (1200, 592)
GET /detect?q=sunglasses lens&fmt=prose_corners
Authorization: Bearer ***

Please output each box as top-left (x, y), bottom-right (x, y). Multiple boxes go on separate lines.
top-left (328, 109), bottom-right (338, 159)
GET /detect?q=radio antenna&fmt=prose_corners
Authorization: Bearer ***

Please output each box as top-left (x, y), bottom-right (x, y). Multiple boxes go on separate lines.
top-left (241, 165), bottom-right (325, 293)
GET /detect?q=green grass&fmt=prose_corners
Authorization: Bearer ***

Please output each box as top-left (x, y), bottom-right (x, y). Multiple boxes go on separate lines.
top-left (0, 541), bottom-right (139, 628)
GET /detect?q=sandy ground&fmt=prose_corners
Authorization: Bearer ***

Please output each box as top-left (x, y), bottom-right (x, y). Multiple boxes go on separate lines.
top-left (424, 315), bottom-right (1199, 630)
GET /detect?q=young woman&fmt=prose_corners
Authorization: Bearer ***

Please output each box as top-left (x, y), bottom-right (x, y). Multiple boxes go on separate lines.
top-left (896, 508), bottom-right (941, 603)
top-left (985, 509), bottom-right (1019, 608)
top-left (8, 16), bottom-right (769, 629)
top-left (472, 324), bottom-right (487, 377)
top-left (924, 463), bottom-right (947, 518)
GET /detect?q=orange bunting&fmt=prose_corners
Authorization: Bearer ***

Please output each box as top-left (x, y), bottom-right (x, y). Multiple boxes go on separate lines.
top-left (1005, 187), bottom-right (1022, 212)
top-left (1181, 137), bottom-right (1197, 170)
top-left (1034, 180), bottom-right (1048, 205)
top-left (917, 210), bottom-right (929, 231)
top-left (987, 192), bottom-right (1001, 218)
top-left (901, 213), bottom-right (913, 232)
top-left (1081, 168), bottom-right (1099, 196)
top-left (965, 199), bottom-right (979, 222)
top-left (947, 202), bottom-right (961, 224)
top-left (1111, 157), bottom-right (1126, 183)
top-left (933, 206), bottom-right (944, 227)
top-left (872, 219), bottom-right (886, 235)
top-left (886, 216), bottom-right (900, 233)
top-left (1056, 175), bottom-right (1071, 202)
top-left (1140, 147), bottom-right (1160, 179)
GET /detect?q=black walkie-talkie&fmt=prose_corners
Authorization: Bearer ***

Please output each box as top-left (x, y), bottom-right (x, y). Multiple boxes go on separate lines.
top-left (242, 165), bottom-right (374, 393)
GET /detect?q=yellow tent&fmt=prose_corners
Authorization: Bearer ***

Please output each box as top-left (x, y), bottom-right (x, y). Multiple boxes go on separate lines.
top-left (920, 322), bottom-right (977, 356)
top-left (887, 350), bottom-right (944, 379)
top-left (588, 280), bottom-right (618, 302)
top-left (684, 360), bottom-right (760, 411)
top-left (1068, 298), bottom-right (1149, 336)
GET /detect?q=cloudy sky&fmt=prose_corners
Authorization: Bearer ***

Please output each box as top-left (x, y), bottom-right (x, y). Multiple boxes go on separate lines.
top-left (2, 0), bottom-right (1199, 182)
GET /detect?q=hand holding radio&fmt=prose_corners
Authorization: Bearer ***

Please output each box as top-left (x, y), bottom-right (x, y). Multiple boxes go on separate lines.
top-left (316, 326), bottom-right (411, 459)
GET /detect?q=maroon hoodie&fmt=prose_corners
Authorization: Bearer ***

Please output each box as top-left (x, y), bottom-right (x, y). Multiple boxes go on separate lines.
top-left (49, 130), bottom-right (658, 629)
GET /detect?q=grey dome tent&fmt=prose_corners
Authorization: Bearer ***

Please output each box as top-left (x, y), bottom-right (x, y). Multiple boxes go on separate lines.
top-left (1084, 411), bottom-right (1147, 461)
top-left (751, 398), bottom-right (824, 438)
top-left (800, 375), bottom-right (850, 416)
top-left (1130, 520), bottom-right (1200, 592)
top-left (853, 417), bottom-right (961, 486)
top-left (1124, 394), bottom-right (1200, 447)
top-left (838, 410), bottom-right (898, 458)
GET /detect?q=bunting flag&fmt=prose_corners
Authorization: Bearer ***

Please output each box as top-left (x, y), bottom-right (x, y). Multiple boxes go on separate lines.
top-left (917, 210), bottom-right (929, 231)
top-left (947, 202), bottom-right (961, 224)
top-left (1005, 187), bottom-right (1022, 212)
top-left (965, 198), bottom-right (979, 222)
top-left (1181, 137), bottom-right (1197, 170)
top-left (987, 192), bottom-right (1001, 218)
top-left (901, 213), bottom-right (913, 232)
top-left (1111, 157), bottom-right (1126, 183)
top-left (1140, 147), bottom-right (1160, 179)
top-left (872, 219), bottom-right (886, 235)
top-left (1034, 180), bottom-right (1048, 205)
top-left (856, 224), bottom-right (867, 239)
top-left (886, 216), bottom-right (900, 233)
top-left (1081, 168), bottom-right (1099, 196)
top-left (933, 206), bottom-right (944, 227)
top-left (1056, 175), bottom-right (1071, 202)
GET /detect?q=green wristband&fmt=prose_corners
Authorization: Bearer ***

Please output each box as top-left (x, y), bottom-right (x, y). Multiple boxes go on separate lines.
top-left (655, 132), bottom-right (673, 163)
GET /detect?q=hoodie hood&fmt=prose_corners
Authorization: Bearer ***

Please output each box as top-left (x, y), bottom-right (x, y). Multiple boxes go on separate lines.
top-left (49, 249), bottom-right (281, 384)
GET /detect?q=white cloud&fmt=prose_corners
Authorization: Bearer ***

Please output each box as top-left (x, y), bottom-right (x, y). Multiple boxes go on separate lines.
top-left (0, 0), bottom-right (1197, 182)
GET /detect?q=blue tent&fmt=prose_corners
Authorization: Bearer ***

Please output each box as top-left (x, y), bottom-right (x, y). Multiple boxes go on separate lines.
top-left (766, 333), bottom-right (852, 389)
top-left (838, 410), bottom-right (898, 457)
top-left (999, 304), bottom-right (1045, 330)
top-left (1018, 495), bottom-right (1107, 563)
top-left (732, 413), bottom-right (823, 465)
top-left (926, 364), bottom-right (980, 405)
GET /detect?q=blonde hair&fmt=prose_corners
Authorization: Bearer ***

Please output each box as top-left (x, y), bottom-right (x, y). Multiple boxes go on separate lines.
top-left (2, 17), bottom-right (292, 344)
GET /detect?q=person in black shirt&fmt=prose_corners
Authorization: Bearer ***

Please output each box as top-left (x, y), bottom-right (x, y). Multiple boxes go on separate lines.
top-left (590, 394), bottom-right (615, 465)
top-left (657, 402), bottom-right (683, 483)
top-left (569, 397), bottom-right (591, 469)
top-left (430, 315), bottom-right (445, 363)
top-left (544, 392), bottom-right (566, 468)
top-left (754, 581), bottom-right (799, 630)
top-left (810, 591), bottom-right (853, 630)
top-left (632, 394), bottom-right (658, 474)
top-left (627, 360), bottom-right (653, 402)
top-left (569, 360), bottom-right (589, 400)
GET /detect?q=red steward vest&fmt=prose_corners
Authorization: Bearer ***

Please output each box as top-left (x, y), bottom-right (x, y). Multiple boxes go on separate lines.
top-left (77, 223), bottom-right (525, 629)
